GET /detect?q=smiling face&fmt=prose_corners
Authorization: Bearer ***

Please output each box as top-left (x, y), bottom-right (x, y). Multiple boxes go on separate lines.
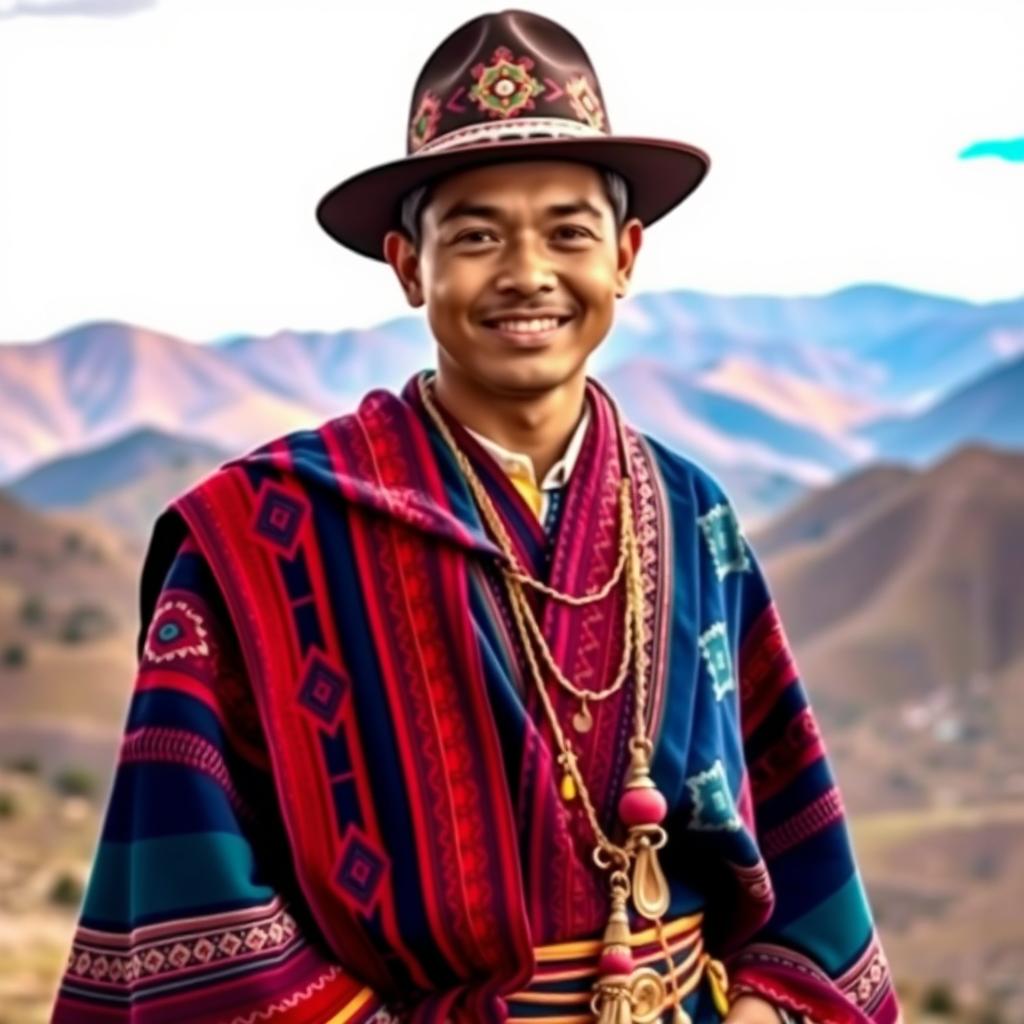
top-left (383, 160), bottom-right (642, 403)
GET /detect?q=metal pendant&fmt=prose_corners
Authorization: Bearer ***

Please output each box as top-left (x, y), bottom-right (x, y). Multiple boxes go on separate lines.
top-left (573, 698), bottom-right (594, 733)
top-left (629, 968), bottom-right (668, 1022)
top-left (590, 968), bottom-right (666, 1024)
top-left (630, 833), bottom-right (670, 921)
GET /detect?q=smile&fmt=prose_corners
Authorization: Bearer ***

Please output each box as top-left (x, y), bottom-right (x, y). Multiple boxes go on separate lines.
top-left (489, 316), bottom-right (563, 333)
top-left (480, 314), bottom-right (574, 343)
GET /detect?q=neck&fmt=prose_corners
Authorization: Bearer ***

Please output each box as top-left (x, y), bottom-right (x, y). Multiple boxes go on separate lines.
top-left (431, 361), bottom-right (588, 483)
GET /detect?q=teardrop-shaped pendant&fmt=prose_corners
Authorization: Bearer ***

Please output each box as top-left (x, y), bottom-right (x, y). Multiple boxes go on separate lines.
top-left (630, 834), bottom-right (670, 920)
top-left (573, 698), bottom-right (594, 733)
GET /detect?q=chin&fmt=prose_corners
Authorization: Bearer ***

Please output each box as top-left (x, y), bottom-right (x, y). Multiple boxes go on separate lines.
top-left (478, 354), bottom-right (584, 395)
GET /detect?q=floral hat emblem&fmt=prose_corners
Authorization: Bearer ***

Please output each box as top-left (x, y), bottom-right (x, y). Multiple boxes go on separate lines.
top-left (409, 90), bottom-right (442, 152)
top-left (469, 45), bottom-right (545, 119)
top-left (566, 74), bottom-right (605, 131)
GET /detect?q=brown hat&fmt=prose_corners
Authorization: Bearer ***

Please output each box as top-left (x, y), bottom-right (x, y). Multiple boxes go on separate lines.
top-left (315, 9), bottom-right (711, 261)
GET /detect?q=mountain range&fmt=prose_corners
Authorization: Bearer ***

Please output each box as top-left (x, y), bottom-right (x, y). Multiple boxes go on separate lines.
top-left (2, 284), bottom-right (1022, 530)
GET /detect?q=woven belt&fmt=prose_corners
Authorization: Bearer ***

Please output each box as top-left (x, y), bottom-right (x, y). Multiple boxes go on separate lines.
top-left (505, 910), bottom-right (729, 1023)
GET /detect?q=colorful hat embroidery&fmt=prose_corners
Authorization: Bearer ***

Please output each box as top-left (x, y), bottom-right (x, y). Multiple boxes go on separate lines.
top-left (566, 74), bottom-right (605, 130)
top-left (469, 45), bottom-right (545, 119)
top-left (409, 89), bottom-right (442, 152)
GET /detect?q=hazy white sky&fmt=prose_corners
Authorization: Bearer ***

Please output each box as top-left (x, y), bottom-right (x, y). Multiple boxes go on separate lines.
top-left (0, 0), bottom-right (1021, 343)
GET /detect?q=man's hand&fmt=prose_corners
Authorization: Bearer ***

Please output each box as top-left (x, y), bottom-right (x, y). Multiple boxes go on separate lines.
top-left (723, 993), bottom-right (785, 1024)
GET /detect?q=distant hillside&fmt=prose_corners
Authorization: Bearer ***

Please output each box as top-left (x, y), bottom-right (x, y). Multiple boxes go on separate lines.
top-left (215, 316), bottom-right (431, 408)
top-left (596, 284), bottom-right (1024, 404)
top-left (604, 358), bottom-right (860, 482)
top-left (861, 353), bottom-right (1024, 464)
top-left (8, 426), bottom-right (228, 508)
top-left (0, 490), bottom-right (140, 773)
top-left (693, 353), bottom-right (886, 434)
top-left (750, 462), bottom-right (916, 558)
top-left (753, 444), bottom-right (1024, 817)
top-left (0, 321), bottom-right (323, 481)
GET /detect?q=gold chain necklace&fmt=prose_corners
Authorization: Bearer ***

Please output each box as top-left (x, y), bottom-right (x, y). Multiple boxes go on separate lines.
top-left (418, 374), bottom-right (635, 732)
top-left (417, 372), bottom-right (729, 1023)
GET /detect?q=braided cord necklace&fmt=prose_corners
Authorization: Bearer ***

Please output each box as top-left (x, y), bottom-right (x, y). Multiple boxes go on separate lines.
top-left (417, 373), bottom-right (730, 1023)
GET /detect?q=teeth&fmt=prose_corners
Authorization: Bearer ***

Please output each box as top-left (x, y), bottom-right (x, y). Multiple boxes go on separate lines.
top-left (493, 317), bottom-right (561, 333)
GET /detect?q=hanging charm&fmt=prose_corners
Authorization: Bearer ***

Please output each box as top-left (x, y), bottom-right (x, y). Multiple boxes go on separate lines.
top-left (629, 968), bottom-right (670, 1023)
top-left (630, 831), bottom-right (670, 921)
top-left (558, 749), bottom-right (578, 802)
top-left (618, 738), bottom-right (670, 921)
top-left (573, 696), bottom-right (594, 733)
top-left (591, 873), bottom-right (635, 1023)
top-left (590, 872), bottom-right (670, 1024)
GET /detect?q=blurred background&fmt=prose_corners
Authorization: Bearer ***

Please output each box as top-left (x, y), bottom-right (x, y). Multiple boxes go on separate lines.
top-left (1, 1), bottom-right (1022, 1021)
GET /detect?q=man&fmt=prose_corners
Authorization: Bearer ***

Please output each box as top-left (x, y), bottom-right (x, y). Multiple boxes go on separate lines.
top-left (52, 10), bottom-right (901, 1024)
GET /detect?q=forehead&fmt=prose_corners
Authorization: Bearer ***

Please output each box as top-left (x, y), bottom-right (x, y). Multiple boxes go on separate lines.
top-left (422, 160), bottom-right (609, 219)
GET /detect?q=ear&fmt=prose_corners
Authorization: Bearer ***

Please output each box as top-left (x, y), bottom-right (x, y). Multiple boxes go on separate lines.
top-left (614, 218), bottom-right (643, 298)
top-left (383, 230), bottom-right (425, 308)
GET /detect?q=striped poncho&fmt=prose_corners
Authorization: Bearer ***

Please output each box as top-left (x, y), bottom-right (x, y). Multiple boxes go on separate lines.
top-left (52, 370), bottom-right (901, 1023)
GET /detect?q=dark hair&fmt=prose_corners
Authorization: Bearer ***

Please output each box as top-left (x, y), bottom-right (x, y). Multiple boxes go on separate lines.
top-left (398, 164), bottom-right (630, 250)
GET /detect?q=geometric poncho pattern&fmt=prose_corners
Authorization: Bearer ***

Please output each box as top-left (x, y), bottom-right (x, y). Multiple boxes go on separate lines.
top-left (52, 370), bottom-right (901, 1023)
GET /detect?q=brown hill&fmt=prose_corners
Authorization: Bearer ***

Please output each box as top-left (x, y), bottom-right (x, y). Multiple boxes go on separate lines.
top-left (751, 444), bottom-right (1024, 815)
top-left (0, 491), bottom-right (141, 775)
top-left (751, 461), bottom-right (916, 559)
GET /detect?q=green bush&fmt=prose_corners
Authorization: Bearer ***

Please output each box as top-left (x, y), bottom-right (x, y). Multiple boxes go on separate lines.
top-left (53, 766), bottom-right (97, 799)
top-left (976, 1005), bottom-right (1005, 1024)
top-left (921, 981), bottom-right (957, 1015)
top-left (0, 791), bottom-right (15, 819)
top-left (6, 754), bottom-right (39, 775)
top-left (60, 603), bottom-right (114, 644)
top-left (1, 643), bottom-right (27, 668)
top-left (49, 872), bottom-right (83, 908)
top-left (20, 594), bottom-right (47, 625)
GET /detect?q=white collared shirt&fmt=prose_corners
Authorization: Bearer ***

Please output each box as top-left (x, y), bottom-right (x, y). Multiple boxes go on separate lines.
top-left (462, 402), bottom-right (592, 524)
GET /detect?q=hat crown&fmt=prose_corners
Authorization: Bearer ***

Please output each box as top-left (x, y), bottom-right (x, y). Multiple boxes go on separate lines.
top-left (406, 9), bottom-right (612, 157)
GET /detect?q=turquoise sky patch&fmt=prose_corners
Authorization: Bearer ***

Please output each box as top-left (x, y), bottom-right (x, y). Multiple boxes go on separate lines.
top-left (959, 137), bottom-right (1024, 162)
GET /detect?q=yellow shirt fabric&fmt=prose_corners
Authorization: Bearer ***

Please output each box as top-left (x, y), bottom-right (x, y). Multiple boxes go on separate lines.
top-left (462, 403), bottom-right (592, 524)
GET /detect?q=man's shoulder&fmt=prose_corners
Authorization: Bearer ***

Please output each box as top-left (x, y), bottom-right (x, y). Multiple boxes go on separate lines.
top-left (176, 401), bottom-right (377, 506)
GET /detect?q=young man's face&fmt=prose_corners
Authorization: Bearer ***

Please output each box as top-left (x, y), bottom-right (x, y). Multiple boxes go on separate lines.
top-left (384, 160), bottom-right (642, 400)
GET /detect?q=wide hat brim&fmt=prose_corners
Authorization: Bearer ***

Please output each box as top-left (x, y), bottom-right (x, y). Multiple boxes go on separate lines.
top-left (315, 135), bottom-right (711, 262)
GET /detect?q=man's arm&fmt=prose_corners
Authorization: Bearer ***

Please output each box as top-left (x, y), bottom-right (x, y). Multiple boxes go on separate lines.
top-left (722, 528), bottom-right (901, 1024)
top-left (51, 532), bottom-right (394, 1023)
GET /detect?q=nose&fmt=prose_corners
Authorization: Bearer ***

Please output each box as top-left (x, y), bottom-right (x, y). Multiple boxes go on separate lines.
top-left (494, 235), bottom-right (557, 296)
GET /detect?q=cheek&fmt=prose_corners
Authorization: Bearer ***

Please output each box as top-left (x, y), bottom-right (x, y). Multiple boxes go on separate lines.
top-left (427, 268), bottom-right (480, 323)
top-left (575, 267), bottom-right (619, 321)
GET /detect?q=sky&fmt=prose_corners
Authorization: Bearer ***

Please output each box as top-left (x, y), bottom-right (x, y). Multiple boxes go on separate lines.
top-left (0, 0), bottom-right (1021, 343)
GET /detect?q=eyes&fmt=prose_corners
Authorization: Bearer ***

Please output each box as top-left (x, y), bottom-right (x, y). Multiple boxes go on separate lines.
top-left (452, 225), bottom-right (596, 246)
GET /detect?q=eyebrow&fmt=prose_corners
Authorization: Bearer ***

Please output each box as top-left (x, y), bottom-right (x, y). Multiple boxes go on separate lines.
top-left (436, 198), bottom-right (604, 226)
